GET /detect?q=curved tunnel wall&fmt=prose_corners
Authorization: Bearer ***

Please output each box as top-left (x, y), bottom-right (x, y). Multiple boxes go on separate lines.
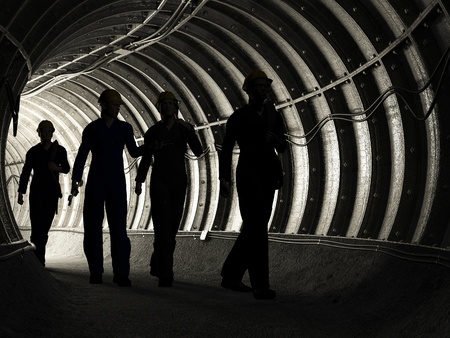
top-left (1, 0), bottom-right (450, 251)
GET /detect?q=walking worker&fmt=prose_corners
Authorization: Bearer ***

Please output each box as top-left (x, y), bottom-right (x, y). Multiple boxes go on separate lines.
top-left (18, 120), bottom-right (70, 266)
top-left (219, 70), bottom-right (287, 300)
top-left (71, 89), bottom-right (143, 287)
top-left (135, 91), bottom-right (203, 287)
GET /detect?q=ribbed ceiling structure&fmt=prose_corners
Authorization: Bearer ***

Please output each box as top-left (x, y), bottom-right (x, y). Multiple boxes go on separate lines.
top-left (1, 0), bottom-right (450, 252)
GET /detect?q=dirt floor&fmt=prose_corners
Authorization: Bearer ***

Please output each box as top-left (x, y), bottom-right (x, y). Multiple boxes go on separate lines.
top-left (1, 231), bottom-right (450, 337)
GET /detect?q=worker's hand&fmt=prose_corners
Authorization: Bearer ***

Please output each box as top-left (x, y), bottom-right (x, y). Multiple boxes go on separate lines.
top-left (135, 183), bottom-right (142, 195)
top-left (220, 178), bottom-right (230, 198)
top-left (48, 161), bottom-right (61, 172)
top-left (17, 192), bottom-right (24, 205)
top-left (71, 180), bottom-right (80, 197)
top-left (265, 131), bottom-right (281, 146)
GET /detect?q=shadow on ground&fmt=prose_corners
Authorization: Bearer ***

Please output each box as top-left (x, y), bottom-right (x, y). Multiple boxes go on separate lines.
top-left (1, 231), bottom-right (450, 337)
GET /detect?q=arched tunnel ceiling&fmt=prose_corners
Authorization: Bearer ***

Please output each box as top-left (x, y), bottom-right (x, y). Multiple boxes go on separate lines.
top-left (2, 0), bottom-right (450, 249)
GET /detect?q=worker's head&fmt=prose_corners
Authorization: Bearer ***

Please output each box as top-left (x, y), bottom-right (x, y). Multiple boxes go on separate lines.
top-left (37, 120), bottom-right (55, 142)
top-left (242, 70), bottom-right (273, 92)
top-left (98, 89), bottom-right (123, 118)
top-left (242, 70), bottom-right (273, 105)
top-left (156, 91), bottom-right (179, 120)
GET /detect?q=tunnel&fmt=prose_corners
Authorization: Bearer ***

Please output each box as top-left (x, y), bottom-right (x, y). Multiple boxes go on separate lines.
top-left (1, 0), bottom-right (450, 337)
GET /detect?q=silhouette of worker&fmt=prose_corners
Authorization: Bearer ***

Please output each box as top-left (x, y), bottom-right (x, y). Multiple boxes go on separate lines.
top-left (71, 89), bottom-right (143, 286)
top-left (18, 120), bottom-right (70, 266)
top-left (135, 91), bottom-right (203, 287)
top-left (219, 70), bottom-right (287, 300)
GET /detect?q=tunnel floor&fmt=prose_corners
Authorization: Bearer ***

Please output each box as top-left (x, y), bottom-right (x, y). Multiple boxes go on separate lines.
top-left (2, 232), bottom-right (450, 337)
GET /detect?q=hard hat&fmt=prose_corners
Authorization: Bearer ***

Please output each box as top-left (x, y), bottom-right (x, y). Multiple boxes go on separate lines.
top-left (242, 70), bottom-right (273, 92)
top-left (98, 89), bottom-right (124, 104)
top-left (37, 120), bottom-right (55, 132)
top-left (156, 91), bottom-right (177, 104)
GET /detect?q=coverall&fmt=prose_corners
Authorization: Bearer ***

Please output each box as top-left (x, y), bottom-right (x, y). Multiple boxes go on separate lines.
top-left (219, 102), bottom-right (286, 290)
top-left (18, 142), bottom-right (70, 265)
top-left (72, 118), bottom-right (142, 279)
top-left (136, 121), bottom-right (203, 282)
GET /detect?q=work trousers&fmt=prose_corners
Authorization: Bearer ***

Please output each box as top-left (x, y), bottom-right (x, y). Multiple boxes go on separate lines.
top-left (83, 178), bottom-right (131, 278)
top-left (150, 177), bottom-right (187, 281)
top-left (221, 173), bottom-right (275, 290)
top-left (29, 194), bottom-right (58, 265)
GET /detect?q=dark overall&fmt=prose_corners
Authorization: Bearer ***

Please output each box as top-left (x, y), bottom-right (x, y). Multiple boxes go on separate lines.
top-left (136, 121), bottom-right (203, 282)
top-left (72, 118), bottom-right (142, 278)
top-left (219, 103), bottom-right (286, 289)
top-left (18, 142), bottom-right (70, 265)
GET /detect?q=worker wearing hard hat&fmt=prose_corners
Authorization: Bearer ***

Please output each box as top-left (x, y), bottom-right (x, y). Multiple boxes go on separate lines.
top-left (71, 89), bottom-right (144, 287)
top-left (135, 91), bottom-right (204, 287)
top-left (219, 70), bottom-right (287, 300)
top-left (18, 120), bottom-right (70, 266)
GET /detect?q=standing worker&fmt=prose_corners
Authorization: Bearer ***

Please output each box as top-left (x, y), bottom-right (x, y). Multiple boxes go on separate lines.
top-left (135, 91), bottom-right (204, 287)
top-left (71, 89), bottom-right (143, 286)
top-left (18, 120), bottom-right (70, 266)
top-left (219, 70), bottom-right (287, 300)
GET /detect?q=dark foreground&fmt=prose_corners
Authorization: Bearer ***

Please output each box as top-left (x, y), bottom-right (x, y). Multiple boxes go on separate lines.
top-left (1, 232), bottom-right (450, 337)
